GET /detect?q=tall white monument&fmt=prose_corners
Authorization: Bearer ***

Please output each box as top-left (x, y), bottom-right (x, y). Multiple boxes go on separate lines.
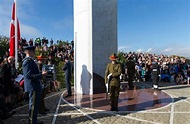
top-left (74, 0), bottom-right (117, 95)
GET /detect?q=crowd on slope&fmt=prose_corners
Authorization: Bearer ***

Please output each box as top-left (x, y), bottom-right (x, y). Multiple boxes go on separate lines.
top-left (0, 37), bottom-right (190, 123)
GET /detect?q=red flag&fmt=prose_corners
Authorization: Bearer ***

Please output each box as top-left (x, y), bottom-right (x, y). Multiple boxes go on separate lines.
top-left (17, 19), bottom-right (20, 42)
top-left (9, 2), bottom-right (20, 57)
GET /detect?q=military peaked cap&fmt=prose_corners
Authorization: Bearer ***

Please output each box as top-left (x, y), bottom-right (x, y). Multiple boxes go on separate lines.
top-left (24, 46), bottom-right (36, 51)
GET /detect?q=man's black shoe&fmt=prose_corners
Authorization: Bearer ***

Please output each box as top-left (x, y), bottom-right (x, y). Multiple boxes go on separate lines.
top-left (110, 107), bottom-right (114, 111)
top-left (37, 121), bottom-right (43, 124)
top-left (44, 108), bottom-right (49, 112)
top-left (154, 88), bottom-right (161, 91)
top-left (39, 111), bottom-right (47, 115)
top-left (64, 95), bottom-right (72, 98)
top-left (128, 87), bottom-right (134, 90)
top-left (29, 120), bottom-right (43, 124)
top-left (0, 120), bottom-right (4, 124)
top-left (2, 111), bottom-right (16, 119)
top-left (114, 107), bottom-right (118, 111)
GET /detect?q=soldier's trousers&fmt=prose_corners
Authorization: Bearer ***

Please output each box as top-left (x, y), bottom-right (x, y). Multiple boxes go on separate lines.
top-left (110, 86), bottom-right (120, 108)
top-left (28, 91), bottom-right (42, 124)
top-left (152, 72), bottom-right (158, 85)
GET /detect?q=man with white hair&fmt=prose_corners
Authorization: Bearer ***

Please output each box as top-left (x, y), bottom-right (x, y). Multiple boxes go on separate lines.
top-left (1, 56), bottom-right (15, 110)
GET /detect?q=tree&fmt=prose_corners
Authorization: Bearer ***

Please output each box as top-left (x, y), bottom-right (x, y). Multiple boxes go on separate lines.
top-left (0, 36), bottom-right (9, 57)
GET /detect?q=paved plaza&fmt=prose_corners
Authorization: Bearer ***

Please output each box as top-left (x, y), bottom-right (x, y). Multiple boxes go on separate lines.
top-left (3, 82), bottom-right (190, 124)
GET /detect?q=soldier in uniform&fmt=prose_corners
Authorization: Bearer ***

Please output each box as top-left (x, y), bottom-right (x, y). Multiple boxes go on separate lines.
top-left (126, 56), bottom-right (135, 90)
top-left (151, 57), bottom-right (160, 90)
top-left (22, 46), bottom-right (47, 124)
top-left (105, 53), bottom-right (122, 111)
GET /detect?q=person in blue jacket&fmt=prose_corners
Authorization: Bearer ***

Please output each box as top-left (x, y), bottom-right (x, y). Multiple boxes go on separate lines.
top-left (22, 46), bottom-right (47, 124)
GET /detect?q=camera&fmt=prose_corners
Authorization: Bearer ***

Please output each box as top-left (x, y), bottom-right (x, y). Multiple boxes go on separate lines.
top-left (42, 37), bottom-right (49, 45)
top-left (42, 65), bottom-right (54, 74)
top-left (42, 65), bottom-right (54, 81)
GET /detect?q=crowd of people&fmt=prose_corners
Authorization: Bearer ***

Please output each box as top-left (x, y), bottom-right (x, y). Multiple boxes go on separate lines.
top-left (119, 52), bottom-right (190, 85)
top-left (0, 37), bottom-right (190, 122)
top-left (0, 37), bottom-right (74, 124)
top-left (17, 37), bottom-right (74, 64)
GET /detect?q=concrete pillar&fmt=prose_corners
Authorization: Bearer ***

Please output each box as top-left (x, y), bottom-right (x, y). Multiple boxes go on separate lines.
top-left (74, 0), bottom-right (117, 95)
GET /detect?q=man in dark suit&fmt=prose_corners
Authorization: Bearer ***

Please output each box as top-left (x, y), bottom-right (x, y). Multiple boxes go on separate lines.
top-left (62, 56), bottom-right (72, 97)
top-left (126, 56), bottom-right (135, 90)
top-left (22, 46), bottom-right (47, 124)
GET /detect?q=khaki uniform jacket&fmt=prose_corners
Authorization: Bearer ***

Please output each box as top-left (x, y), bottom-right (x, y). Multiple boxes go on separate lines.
top-left (105, 63), bottom-right (122, 87)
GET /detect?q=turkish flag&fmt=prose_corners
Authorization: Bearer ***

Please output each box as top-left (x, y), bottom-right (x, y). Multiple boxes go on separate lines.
top-left (9, 2), bottom-right (20, 57)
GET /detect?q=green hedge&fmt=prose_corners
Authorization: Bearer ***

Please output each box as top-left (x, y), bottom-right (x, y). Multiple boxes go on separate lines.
top-left (0, 37), bottom-right (9, 57)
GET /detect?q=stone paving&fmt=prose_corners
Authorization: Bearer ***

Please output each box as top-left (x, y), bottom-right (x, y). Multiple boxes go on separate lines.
top-left (3, 82), bottom-right (190, 124)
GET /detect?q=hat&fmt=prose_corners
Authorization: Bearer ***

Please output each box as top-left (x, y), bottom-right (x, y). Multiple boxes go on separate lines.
top-left (37, 55), bottom-right (46, 60)
top-left (24, 46), bottom-right (35, 51)
top-left (109, 53), bottom-right (118, 61)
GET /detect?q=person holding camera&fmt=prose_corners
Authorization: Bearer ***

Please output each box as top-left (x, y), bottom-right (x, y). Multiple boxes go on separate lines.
top-left (22, 46), bottom-right (47, 124)
top-left (46, 60), bottom-right (60, 92)
top-left (37, 57), bottom-right (50, 115)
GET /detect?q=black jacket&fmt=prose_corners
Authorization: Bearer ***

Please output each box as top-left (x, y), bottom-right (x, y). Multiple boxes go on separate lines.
top-left (0, 63), bottom-right (11, 85)
top-left (62, 60), bottom-right (72, 79)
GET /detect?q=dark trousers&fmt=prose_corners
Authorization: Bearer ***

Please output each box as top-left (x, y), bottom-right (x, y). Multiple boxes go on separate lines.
top-left (152, 72), bottom-right (159, 85)
top-left (110, 86), bottom-right (120, 108)
top-left (39, 87), bottom-right (48, 112)
top-left (0, 98), bottom-right (7, 118)
top-left (65, 77), bottom-right (72, 95)
top-left (28, 91), bottom-right (41, 124)
top-left (128, 74), bottom-right (134, 88)
top-left (152, 77), bottom-right (158, 85)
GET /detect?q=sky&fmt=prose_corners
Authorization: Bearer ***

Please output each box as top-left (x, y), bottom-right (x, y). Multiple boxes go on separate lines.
top-left (0, 0), bottom-right (189, 57)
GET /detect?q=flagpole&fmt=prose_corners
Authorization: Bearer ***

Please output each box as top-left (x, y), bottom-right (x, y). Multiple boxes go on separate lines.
top-left (15, 0), bottom-right (18, 69)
